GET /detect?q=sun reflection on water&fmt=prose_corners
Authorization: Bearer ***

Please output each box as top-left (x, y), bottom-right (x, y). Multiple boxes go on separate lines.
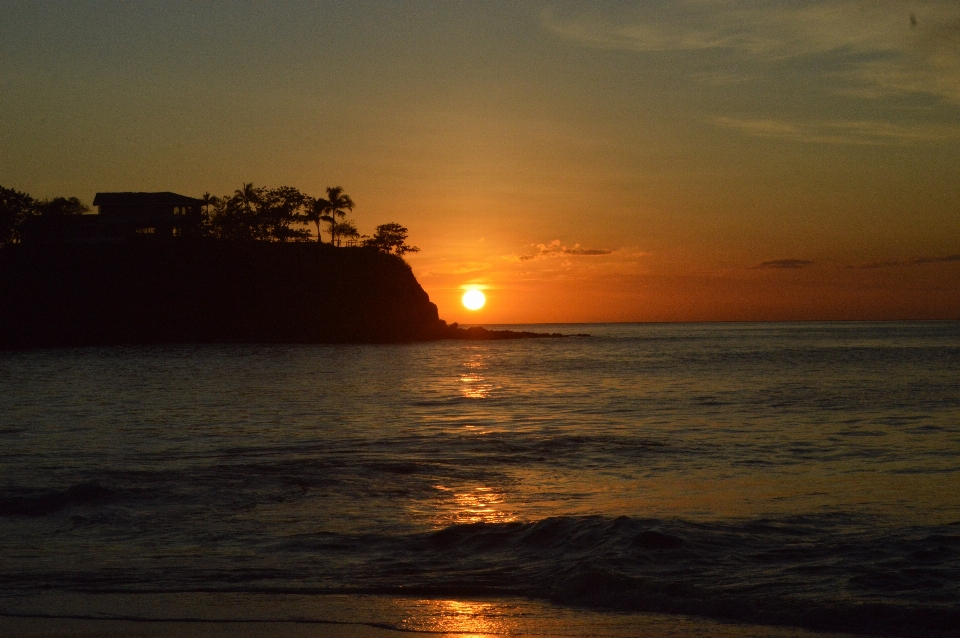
top-left (460, 352), bottom-right (492, 399)
top-left (434, 485), bottom-right (516, 525)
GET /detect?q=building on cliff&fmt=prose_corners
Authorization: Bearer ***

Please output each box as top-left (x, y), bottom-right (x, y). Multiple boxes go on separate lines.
top-left (92, 192), bottom-right (204, 239)
top-left (23, 192), bottom-right (204, 244)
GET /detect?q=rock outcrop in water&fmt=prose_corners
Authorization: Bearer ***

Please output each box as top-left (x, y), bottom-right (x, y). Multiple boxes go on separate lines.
top-left (0, 242), bottom-right (566, 347)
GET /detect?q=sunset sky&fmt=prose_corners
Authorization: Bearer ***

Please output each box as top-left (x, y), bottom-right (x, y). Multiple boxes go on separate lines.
top-left (2, 1), bottom-right (958, 323)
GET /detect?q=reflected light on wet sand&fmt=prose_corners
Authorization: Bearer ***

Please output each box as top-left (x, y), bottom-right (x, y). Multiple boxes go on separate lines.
top-left (401, 599), bottom-right (516, 637)
top-left (387, 597), bottom-right (848, 638)
top-left (0, 593), bottom-right (867, 638)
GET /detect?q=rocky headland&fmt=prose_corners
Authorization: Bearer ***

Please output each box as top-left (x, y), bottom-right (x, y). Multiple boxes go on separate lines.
top-left (0, 242), bottom-right (575, 348)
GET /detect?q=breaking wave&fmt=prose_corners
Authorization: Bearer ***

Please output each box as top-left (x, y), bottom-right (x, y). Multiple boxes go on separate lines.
top-left (6, 511), bottom-right (958, 637)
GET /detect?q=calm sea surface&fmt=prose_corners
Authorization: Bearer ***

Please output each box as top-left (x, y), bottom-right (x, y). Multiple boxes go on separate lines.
top-left (1, 322), bottom-right (958, 637)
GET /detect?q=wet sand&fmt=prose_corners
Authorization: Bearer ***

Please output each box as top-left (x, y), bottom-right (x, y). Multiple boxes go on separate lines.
top-left (0, 593), bottom-right (861, 638)
top-left (0, 617), bottom-right (396, 638)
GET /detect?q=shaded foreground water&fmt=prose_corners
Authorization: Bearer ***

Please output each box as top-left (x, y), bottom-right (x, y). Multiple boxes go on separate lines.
top-left (1, 322), bottom-right (958, 636)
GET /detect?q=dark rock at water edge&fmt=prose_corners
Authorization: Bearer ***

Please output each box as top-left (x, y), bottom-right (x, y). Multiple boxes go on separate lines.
top-left (0, 242), bottom-right (574, 347)
top-left (445, 325), bottom-right (585, 340)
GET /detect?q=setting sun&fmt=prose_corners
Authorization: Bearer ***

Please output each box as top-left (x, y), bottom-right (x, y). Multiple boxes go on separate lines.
top-left (462, 290), bottom-right (486, 311)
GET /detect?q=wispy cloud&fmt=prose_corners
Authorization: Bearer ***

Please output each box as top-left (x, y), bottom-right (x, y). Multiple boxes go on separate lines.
top-left (752, 259), bottom-right (814, 269)
top-left (857, 254), bottom-right (960, 268)
top-left (914, 254), bottom-right (960, 265)
top-left (518, 240), bottom-right (613, 261)
top-left (713, 116), bottom-right (960, 145)
top-left (417, 262), bottom-right (491, 278)
top-left (542, 1), bottom-right (960, 104)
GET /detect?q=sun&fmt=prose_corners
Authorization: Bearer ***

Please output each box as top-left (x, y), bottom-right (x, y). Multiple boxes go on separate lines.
top-left (462, 289), bottom-right (486, 310)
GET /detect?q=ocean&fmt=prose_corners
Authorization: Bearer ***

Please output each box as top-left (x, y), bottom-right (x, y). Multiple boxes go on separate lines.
top-left (1, 322), bottom-right (958, 637)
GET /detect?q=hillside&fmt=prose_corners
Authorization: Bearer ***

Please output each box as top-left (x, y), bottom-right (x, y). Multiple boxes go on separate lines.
top-left (0, 241), bottom-right (451, 347)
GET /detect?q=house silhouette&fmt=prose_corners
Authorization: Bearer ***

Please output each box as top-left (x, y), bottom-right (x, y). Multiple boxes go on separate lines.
top-left (22, 191), bottom-right (205, 244)
top-left (93, 192), bottom-right (203, 239)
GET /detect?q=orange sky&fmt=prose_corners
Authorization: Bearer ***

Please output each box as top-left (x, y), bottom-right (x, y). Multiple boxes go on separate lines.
top-left (2, 1), bottom-right (958, 323)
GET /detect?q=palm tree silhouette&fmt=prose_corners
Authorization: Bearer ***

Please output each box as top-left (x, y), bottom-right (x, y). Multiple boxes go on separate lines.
top-left (305, 198), bottom-right (325, 243)
top-left (234, 183), bottom-right (259, 214)
top-left (314, 186), bottom-right (354, 246)
top-left (200, 192), bottom-right (217, 215)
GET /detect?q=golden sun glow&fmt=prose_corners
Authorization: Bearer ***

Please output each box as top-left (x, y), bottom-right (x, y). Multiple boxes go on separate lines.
top-left (462, 289), bottom-right (486, 310)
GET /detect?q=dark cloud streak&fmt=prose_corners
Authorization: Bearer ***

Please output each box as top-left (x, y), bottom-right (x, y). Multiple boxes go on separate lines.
top-left (752, 259), bottom-right (813, 269)
top-left (858, 254), bottom-right (960, 269)
top-left (913, 254), bottom-right (960, 265)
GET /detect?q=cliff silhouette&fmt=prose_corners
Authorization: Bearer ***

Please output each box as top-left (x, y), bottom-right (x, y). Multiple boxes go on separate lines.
top-left (0, 242), bottom-right (567, 348)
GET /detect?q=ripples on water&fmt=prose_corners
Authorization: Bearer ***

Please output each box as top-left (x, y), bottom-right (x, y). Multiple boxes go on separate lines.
top-left (1, 322), bottom-right (958, 636)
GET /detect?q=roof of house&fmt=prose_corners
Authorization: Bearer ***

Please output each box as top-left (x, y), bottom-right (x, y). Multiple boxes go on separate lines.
top-left (92, 192), bottom-right (204, 206)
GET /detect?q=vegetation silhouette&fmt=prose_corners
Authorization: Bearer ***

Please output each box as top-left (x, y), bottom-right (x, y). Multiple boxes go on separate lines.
top-left (205, 183), bottom-right (311, 242)
top-left (366, 223), bottom-right (420, 255)
top-left (313, 186), bottom-right (355, 246)
top-left (1, 186), bottom-right (90, 247)
top-left (0, 183), bottom-right (575, 347)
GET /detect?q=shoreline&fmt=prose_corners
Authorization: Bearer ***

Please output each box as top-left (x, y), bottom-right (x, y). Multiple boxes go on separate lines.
top-left (0, 327), bottom-right (586, 351)
top-left (0, 593), bottom-right (861, 638)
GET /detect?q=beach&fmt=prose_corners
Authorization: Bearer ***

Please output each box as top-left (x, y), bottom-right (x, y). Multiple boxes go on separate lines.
top-left (0, 592), bottom-right (864, 638)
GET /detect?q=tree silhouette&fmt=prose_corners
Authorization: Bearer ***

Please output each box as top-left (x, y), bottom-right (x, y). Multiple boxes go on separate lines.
top-left (0, 186), bottom-right (36, 247)
top-left (314, 186), bottom-right (354, 246)
top-left (35, 197), bottom-right (89, 217)
top-left (1, 189), bottom-right (92, 246)
top-left (257, 186), bottom-right (310, 242)
top-left (304, 197), bottom-right (325, 243)
top-left (209, 186), bottom-right (257, 241)
top-left (187, 192), bottom-right (218, 237)
top-left (364, 223), bottom-right (419, 255)
top-left (235, 183), bottom-right (258, 215)
top-left (336, 219), bottom-right (360, 246)
top-left (200, 192), bottom-right (217, 215)
top-left (209, 185), bottom-right (310, 242)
